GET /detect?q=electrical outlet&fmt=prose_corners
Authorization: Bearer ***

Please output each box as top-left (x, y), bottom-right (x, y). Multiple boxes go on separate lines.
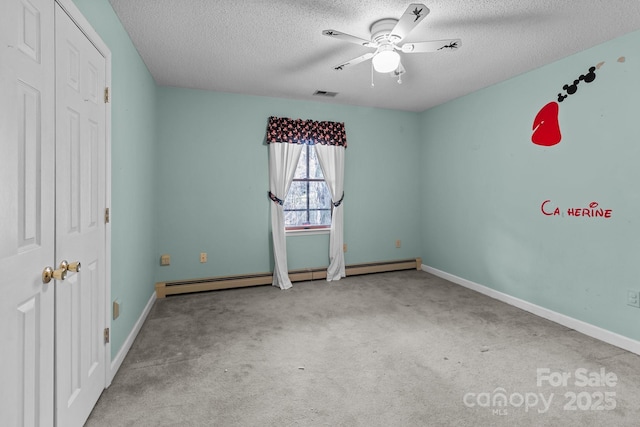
top-left (627, 290), bottom-right (640, 308)
top-left (343, 243), bottom-right (347, 253)
top-left (160, 254), bottom-right (170, 266)
top-left (395, 239), bottom-right (401, 248)
top-left (200, 252), bottom-right (207, 263)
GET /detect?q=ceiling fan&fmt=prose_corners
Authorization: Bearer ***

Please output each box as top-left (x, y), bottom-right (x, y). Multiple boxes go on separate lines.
top-left (322, 3), bottom-right (461, 84)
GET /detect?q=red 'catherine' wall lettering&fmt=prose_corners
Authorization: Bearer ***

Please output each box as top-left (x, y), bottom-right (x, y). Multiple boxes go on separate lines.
top-left (540, 201), bottom-right (612, 219)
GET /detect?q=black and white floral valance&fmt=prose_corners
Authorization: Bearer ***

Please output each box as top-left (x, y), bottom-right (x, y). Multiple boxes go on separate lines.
top-left (266, 116), bottom-right (347, 147)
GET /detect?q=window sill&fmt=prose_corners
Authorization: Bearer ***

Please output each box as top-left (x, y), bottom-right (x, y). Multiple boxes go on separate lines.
top-left (286, 227), bottom-right (330, 236)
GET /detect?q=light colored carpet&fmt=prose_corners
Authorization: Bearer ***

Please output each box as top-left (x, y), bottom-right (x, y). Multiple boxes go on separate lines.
top-left (86, 270), bottom-right (640, 426)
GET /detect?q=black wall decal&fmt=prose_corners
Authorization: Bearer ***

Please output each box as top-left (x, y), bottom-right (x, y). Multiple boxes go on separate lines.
top-left (557, 66), bottom-right (597, 103)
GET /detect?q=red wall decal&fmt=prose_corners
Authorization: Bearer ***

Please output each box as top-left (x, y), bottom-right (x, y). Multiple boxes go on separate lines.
top-left (532, 102), bottom-right (561, 146)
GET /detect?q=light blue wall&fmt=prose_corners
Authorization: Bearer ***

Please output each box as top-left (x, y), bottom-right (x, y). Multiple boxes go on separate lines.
top-left (71, 0), bottom-right (158, 358)
top-left (420, 30), bottom-right (640, 340)
top-left (155, 88), bottom-right (422, 282)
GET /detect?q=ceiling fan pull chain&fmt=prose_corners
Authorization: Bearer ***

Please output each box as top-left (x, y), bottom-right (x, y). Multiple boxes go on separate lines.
top-left (371, 61), bottom-right (375, 87)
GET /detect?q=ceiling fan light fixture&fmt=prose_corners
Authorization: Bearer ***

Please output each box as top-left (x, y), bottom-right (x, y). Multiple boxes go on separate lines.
top-left (372, 45), bottom-right (400, 73)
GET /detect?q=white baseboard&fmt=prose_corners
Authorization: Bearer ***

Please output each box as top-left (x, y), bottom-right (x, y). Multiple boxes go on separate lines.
top-left (422, 264), bottom-right (640, 356)
top-left (107, 290), bottom-right (156, 385)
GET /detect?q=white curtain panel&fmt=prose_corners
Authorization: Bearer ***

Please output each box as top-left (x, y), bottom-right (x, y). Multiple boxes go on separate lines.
top-left (314, 143), bottom-right (346, 281)
top-left (268, 142), bottom-right (303, 289)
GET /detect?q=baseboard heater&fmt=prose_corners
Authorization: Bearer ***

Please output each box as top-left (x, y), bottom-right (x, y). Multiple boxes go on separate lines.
top-left (155, 257), bottom-right (422, 298)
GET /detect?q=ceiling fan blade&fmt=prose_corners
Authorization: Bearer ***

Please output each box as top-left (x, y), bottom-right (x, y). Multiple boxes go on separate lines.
top-left (322, 29), bottom-right (377, 48)
top-left (389, 3), bottom-right (430, 42)
top-left (332, 52), bottom-right (375, 71)
top-left (401, 39), bottom-right (461, 53)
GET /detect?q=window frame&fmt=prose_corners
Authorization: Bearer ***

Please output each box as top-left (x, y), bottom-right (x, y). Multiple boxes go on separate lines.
top-left (284, 144), bottom-right (332, 232)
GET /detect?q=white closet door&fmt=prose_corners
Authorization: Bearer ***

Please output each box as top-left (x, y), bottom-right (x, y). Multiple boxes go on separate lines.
top-left (54, 3), bottom-right (108, 426)
top-left (0, 0), bottom-right (56, 425)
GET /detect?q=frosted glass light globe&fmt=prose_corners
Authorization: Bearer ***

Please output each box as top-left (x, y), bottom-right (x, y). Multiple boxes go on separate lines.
top-left (372, 48), bottom-right (400, 73)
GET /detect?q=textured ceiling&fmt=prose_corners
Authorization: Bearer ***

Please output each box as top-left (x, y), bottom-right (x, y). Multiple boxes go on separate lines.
top-left (108, 0), bottom-right (640, 112)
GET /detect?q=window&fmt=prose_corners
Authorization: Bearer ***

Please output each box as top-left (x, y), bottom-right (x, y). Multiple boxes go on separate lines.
top-left (284, 145), bottom-right (332, 230)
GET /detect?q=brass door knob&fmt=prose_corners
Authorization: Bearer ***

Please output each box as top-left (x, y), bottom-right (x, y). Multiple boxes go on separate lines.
top-left (59, 260), bottom-right (81, 273)
top-left (42, 266), bottom-right (67, 284)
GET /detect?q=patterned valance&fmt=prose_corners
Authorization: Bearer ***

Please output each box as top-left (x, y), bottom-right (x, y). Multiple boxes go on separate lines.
top-left (266, 116), bottom-right (347, 147)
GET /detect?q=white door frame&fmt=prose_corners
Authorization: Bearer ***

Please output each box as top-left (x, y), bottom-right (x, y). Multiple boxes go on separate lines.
top-left (55, 0), bottom-right (112, 387)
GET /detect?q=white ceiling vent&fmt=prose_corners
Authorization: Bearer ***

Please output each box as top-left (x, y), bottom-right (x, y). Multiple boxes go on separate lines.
top-left (313, 90), bottom-right (338, 97)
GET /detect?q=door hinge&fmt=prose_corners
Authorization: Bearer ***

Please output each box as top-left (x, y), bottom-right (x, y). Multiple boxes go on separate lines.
top-left (104, 327), bottom-right (110, 344)
top-left (105, 207), bottom-right (110, 224)
top-left (104, 87), bottom-right (110, 103)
